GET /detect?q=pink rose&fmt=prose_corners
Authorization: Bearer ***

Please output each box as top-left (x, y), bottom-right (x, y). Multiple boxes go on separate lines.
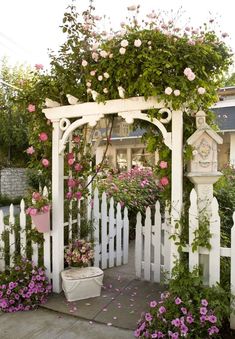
top-left (159, 161), bottom-right (168, 169)
top-left (39, 132), bottom-right (48, 142)
top-left (67, 152), bottom-right (74, 160)
top-left (165, 87), bottom-right (172, 95)
top-left (41, 205), bottom-right (50, 213)
top-left (26, 146), bottom-right (35, 155)
top-left (68, 158), bottom-right (75, 166)
top-left (160, 176), bottom-right (169, 186)
top-left (119, 47), bottom-right (126, 55)
top-left (66, 192), bottom-right (73, 200)
top-left (121, 39), bottom-right (128, 47)
top-left (32, 192), bottom-right (41, 201)
top-left (73, 136), bottom-right (80, 143)
top-left (67, 178), bottom-right (76, 188)
top-left (42, 158), bottom-right (50, 167)
top-left (134, 39), bottom-right (142, 47)
top-left (75, 191), bottom-right (82, 200)
top-left (81, 60), bottom-right (88, 67)
top-left (74, 163), bottom-right (83, 172)
top-left (35, 64), bottom-right (43, 70)
top-left (27, 208), bottom-right (38, 216)
top-left (27, 104), bottom-right (35, 113)
top-left (173, 89), bottom-right (180, 96)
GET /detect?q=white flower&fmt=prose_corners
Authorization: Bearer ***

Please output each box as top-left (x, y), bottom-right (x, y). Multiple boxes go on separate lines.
top-left (119, 47), bottom-right (126, 55)
top-left (109, 53), bottom-right (113, 59)
top-left (100, 50), bottom-right (108, 58)
top-left (192, 150), bottom-right (198, 156)
top-left (173, 89), bottom-right (180, 96)
top-left (198, 87), bottom-right (206, 95)
top-left (91, 90), bottom-right (98, 101)
top-left (98, 75), bottom-right (103, 81)
top-left (187, 72), bottom-right (196, 81)
top-left (165, 87), bottom-right (173, 95)
top-left (87, 88), bottom-right (92, 94)
top-left (118, 86), bottom-right (125, 99)
top-left (127, 5), bottom-right (137, 11)
top-left (92, 42), bottom-right (99, 50)
top-left (103, 72), bottom-right (110, 79)
top-left (121, 39), bottom-right (129, 47)
top-left (183, 67), bottom-right (192, 77)
top-left (82, 60), bottom-right (88, 67)
top-left (90, 70), bottom-right (96, 76)
top-left (103, 88), bottom-right (108, 94)
top-left (92, 52), bottom-right (99, 61)
top-left (86, 81), bottom-right (91, 88)
top-left (134, 39), bottom-right (142, 47)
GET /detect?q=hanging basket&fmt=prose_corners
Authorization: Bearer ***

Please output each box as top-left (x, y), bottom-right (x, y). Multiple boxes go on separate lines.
top-left (31, 210), bottom-right (50, 233)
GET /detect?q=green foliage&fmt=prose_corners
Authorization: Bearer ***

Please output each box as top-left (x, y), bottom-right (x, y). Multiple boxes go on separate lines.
top-left (0, 195), bottom-right (22, 207)
top-left (224, 72), bottom-right (235, 86)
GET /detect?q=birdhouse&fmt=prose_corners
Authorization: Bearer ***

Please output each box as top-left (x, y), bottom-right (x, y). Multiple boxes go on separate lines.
top-left (187, 111), bottom-right (223, 175)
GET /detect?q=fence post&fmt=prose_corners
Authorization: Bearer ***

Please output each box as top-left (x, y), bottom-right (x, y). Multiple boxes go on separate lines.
top-left (19, 199), bottom-right (26, 257)
top-left (152, 201), bottom-right (161, 282)
top-left (108, 197), bottom-right (115, 267)
top-left (144, 207), bottom-right (151, 281)
top-left (230, 214), bottom-right (235, 329)
top-left (116, 203), bottom-right (122, 266)
top-left (123, 207), bottom-right (129, 265)
top-left (135, 212), bottom-right (142, 278)
top-left (189, 189), bottom-right (199, 271)
top-left (101, 192), bottom-right (108, 269)
top-left (8, 204), bottom-right (15, 266)
top-left (209, 197), bottom-right (220, 286)
top-left (93, 188), bottom-right (100, 267)
top-left (0, 210), bottom-right (5, 271)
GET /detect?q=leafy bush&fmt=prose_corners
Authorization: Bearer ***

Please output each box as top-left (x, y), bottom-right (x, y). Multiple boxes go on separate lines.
top-left (0, 258), bottom-right (51, 312)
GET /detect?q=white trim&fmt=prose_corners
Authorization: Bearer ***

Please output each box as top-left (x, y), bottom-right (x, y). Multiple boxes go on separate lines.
top-left (212, 100), bottom-right (235, 108)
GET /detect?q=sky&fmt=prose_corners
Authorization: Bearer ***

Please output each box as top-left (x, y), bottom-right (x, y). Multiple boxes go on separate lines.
top-left (0, 0), bottom-right (234, 71)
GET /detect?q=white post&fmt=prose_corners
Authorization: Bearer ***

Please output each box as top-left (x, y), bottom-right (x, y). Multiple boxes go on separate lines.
top-left (230, 133), bottom-right (235, 166)
top-left (170, 110), bottom-right (183, 272)
top-left (51, 119), bottom-right (64, 293)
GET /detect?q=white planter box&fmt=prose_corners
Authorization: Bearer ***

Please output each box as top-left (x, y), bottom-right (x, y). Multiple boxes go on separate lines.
top-left (61, 267), bottom-right (104, 302)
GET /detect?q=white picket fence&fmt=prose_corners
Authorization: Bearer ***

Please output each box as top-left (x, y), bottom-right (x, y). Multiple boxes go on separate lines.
top-left (0, 187), bottom-right (51, 278)
top-left (93, 188), bottom-right (129, 269)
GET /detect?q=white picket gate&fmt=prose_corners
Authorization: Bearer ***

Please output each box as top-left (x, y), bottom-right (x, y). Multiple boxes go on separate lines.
top-left (0, 187), bottom-right (51, 279)
top-left (93, 188), bottom-right (129, 269)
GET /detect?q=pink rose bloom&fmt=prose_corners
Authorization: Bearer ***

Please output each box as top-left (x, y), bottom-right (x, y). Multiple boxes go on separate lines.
top-left (134, 39), bottom-right (142, 47)
top-left (90, 70), bottom-right (96, 76)
top-left (67, 152), bottom-right (74, 160)
top-left (165, 87), bottom-right (172, 95)
top-left (29, 208), bottom-right (38, 216)
top-left (100, 50), bottom-right (108, 58)
top-left (160, 176), bottom-right (169, 186)
top-left (68, 158), bottom-right (75, 166)
top-left (39, 132), bottom-right (48, 142)
top-left (75, 191), bottom-right (82, 200)
top-left (66, 192), bottom-right (73, 200)
top-left (32, 192), bottom-right (41, 201)
top-left (27, 104), bottom-right (35, 112)
top-left (198, 87), bottom-right (206, 95)
top-left (119, 47), bottom-right (126, 55)
top-left (67, 178), bottom-right (76, 188)
top-left (74, 163), bottom-right (83, 171)
top-left (73, 136), bottom-right (80, 143)
top-left (174, 89), bottom-right (180, 96)
top-left (121, 39), bottom-right (128, 47)
top-left (187, 72), bottom-right (196, 81)
top-left (183, 67), bottom-right (193, 77)
top-left (42, 205), bottom-right (50, 213)
top-left (42, 158), bottom-right (50, 167)
top-left (159, 161), bottom-right (168, 169)
top-left (81, 60), bottom-right (88, 67)
top-left (26, 146), bottom-right (35, 155)
top-left (35, 64), bottom-right (43, 70)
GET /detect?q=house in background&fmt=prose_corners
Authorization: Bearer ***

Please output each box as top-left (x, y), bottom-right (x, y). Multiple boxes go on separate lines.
top-left (95, 87), bottom-right (235, 170)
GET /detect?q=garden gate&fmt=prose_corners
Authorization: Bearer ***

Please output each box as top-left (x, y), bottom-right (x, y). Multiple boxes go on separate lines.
top-left (43, 96), bottom-right (184, 293)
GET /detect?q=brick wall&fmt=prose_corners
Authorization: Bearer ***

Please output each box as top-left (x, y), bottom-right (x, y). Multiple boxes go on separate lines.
top-left (0, 168), bottom-right (28, 198)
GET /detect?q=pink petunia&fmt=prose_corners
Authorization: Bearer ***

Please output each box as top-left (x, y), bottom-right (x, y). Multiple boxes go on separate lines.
top-left (26, 146), bottom-right (35, 155)
top-left (39, 132), bottom-right (48, 142)
top-left (42, 158), bottom-right (50, 167)
top-left (27, 104), bottom-right (35, 112)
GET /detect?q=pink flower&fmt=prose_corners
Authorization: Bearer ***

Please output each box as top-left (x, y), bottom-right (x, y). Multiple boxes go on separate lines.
top-left (68, 158), bottom-right (75, 166)
top-left (159, 306), bottom-right (166, 314)
top-left (208, 315), bottom-right (217, 323)
top-left (134, 39), bottom-right (142, 47)
top-left (175, 297), bottom-right (182, 305)
top-left (165, 87), bottom-right (172, 95)
top-left (187, 72), bottom-right (196, 81)
top-left (119, 47), bottom-right (126, 55)
top-left (26, 146), bottom-right (35, 155)
top-left (121, 39), bottom-right (128, 47)
top-left (184, 67), bottom-right (196, 81)
top-left (67, 178), bottom-right (76, 188)
top-left (75, 191), bottom-right (82, 200)
top-left (74, 163), bottom-right (83, 171)
top-left (32, 192), bottom-right (41, 201)
top-left (150, 300), bottom-right (157, 308)
top-left (92, 52), bottom-right (99, 61)
top-left (42, 158), bottom-right (50, 167)
top-left (174, 89), bottom-right (180, 96)
top-left (73, 136), bottom-right (80, 143)
top-left (100, 50), bottom-right (108, 58)
top-left (27, 104), bottom-right (35, 112)
top-left (66, 192), bottom-right (73, 200)
top-left (160, 176), bottom-right (169, 186)
top-left (186, 315), bottom-right (194, 324)
top-left (82, 60), bottom-right (88, 67)
top-left (35, 64), bottom-right (43, 70)
top-left (39, 132), bottom-right (48, 142)
top-left (200, 307), bottom-right (207, 315)
top-left (42, 205), bottom-right (50, 213)
top-left (27, 208), bottom-right (38, 216)
top-left (145, 313), bottom-right (152, 322)
top-left (90, 70), bottom-right (96, 76)
top-left (159, 161), bottom-right (168, 169)
top-left (98, 75), bottom-right (103, 81)
top-left (198, 87), bottom-right (206, 95)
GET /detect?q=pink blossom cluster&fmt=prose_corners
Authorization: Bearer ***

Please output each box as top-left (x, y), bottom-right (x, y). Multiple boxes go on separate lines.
top-left (135, 293), bottom-right (220, 338)
top-left (64, 239), bottom-right (94, 267)
top-left (0, 259), bottom-right (51, 313)
top-left (26, 192), bottom-right (50, 216)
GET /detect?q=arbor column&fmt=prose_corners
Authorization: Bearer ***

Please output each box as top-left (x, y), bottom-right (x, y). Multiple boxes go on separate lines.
top-left (170, 110), bottom-right (183, 272)
top-left (51, 119), bottom-right (64, 293)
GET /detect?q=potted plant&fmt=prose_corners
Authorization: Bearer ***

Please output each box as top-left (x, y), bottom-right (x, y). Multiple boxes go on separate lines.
top-left (62, 239), bottom-right (103, 301)
top-left (26, 192), bottom-right (51, 233)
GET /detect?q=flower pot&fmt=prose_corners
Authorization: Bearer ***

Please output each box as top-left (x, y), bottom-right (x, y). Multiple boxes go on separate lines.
top-left (31, 211), bottom-right (50, 233)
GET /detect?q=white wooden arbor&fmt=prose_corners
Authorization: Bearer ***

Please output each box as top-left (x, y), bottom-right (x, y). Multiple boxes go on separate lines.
top-left (43, 96), bottom-right (183, 292)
